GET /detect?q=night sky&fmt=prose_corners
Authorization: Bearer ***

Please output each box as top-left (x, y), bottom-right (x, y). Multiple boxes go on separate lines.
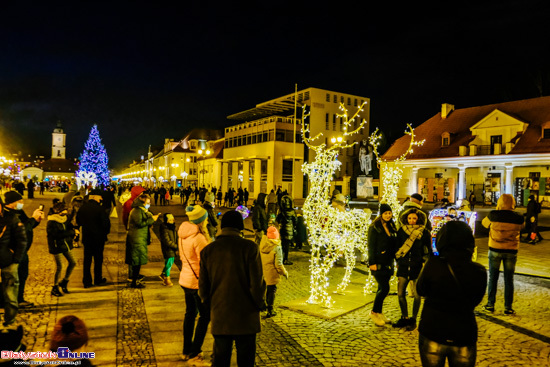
top-left (1, 2), bottom-right (549, 169)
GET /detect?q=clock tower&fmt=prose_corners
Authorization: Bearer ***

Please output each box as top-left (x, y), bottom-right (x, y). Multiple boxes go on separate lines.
top-left (52, 121), bottom-right (66, 159)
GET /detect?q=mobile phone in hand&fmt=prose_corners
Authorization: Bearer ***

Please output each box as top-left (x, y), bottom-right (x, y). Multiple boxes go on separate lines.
top-left (38, 204), bottom-right (45, 211)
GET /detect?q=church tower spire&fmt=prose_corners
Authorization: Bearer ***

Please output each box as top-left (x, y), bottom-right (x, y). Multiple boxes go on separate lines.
top-left (52, 120), bottom-right (66, 159)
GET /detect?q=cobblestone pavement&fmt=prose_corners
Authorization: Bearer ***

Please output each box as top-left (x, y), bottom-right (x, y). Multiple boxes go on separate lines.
top-left (5, 193), bottom-right (550, 366)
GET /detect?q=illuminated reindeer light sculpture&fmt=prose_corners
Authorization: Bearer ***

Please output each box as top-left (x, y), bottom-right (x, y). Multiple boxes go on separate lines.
top-left (301, 102), bottom-right (372, 308)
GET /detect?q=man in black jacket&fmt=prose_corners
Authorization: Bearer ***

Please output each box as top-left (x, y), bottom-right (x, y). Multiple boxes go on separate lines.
top-left (199, 211), bottom-right (266, 367)
top-left (0, 197), bottom-right (28, 326)
top-left (77, 189), bottom-right (111, 288)
top-left (3, 191), bottom-right (42, 308)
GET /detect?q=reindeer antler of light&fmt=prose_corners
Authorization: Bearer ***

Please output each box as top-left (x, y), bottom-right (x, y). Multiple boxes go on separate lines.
top-left (302, 102), bottom-right (368, 153)
top-left (369, 123), bottom-right (425, 165)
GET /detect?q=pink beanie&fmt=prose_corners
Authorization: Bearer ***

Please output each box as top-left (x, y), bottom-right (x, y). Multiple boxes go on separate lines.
top-left (267, 226), bottom-right (280, 239)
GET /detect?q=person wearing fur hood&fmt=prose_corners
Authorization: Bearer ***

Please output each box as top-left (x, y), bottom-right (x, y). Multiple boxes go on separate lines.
top-left (260, 226), bottom-right (288, 318)
top-left (394, 207), bottom-right (431, 330)
top-left (46, 202), bottom-right (76, 297)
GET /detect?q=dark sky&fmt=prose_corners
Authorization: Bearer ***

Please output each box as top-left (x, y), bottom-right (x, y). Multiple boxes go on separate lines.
top-left (1, 2), bottom-right (549, 169)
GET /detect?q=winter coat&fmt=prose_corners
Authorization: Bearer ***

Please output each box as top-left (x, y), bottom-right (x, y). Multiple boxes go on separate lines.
top-left (4, 208), bottom-right (39, 252)
top-left (122, 186), bottom-right (145, 229)
top-left (252, 193), bottom-right (268, 232)
top-left (417, 254), bottom-right (487, 346)
top-left (260, 236), bottom-right (288, 285)
top-left (367, 218), bottom-right (397, 274)
top-left (0, 211), bottom-right (27, 268)
top-left (160, 222), bottom-right (178, 259)
top-left (126, 200), bottom-right (154, 266)
top-left (46, 214), bottom-right (74, 255)
top-left (199, 228), bottom-right (266, 335)
top-left (178, 221), bottom-right (209, 289)
top-left (395, 207), bottom-right (431, 279)
top-left (481, 194), bottom-right (524, 253)
top-left (76, 200), bottom-right (110, 246)
top-left (397, 201), bottom-right (431, 231)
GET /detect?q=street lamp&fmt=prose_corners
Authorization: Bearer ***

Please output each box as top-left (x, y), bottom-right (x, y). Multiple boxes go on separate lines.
top-left (197, 149), bottom-right (211, 188)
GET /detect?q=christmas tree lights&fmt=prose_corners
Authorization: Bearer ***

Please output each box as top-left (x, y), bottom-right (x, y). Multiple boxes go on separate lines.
top-left (76, 124), bottom-right (111, 188)
top-left (301, 102), bottom-right (372, 308)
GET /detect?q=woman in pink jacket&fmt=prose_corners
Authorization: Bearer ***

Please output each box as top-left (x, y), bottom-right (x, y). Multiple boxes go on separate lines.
top-left (178, 205), bottom-right (211, 364)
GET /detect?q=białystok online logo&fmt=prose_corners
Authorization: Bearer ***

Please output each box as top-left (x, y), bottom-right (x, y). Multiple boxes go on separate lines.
top-left (1, 347), bottom-right (95, 361)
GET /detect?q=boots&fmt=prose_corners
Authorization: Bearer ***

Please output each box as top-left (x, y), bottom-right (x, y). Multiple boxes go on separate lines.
top-left (159, 274), bottom-right (173, 287)
top-left (59, 279), bottom-right (70, 294)
top-left (51, 285), bottom-right (63, 297)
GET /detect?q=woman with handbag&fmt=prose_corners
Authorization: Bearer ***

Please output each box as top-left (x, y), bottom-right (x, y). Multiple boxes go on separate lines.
top-left (417, 221), bottom-right (487, 367)
top-left (178, 205), bottom-right (211, 365)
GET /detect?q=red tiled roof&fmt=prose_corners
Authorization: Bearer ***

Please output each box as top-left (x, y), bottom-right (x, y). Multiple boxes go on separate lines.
top-left (382, 96), bottom-right (550, 160)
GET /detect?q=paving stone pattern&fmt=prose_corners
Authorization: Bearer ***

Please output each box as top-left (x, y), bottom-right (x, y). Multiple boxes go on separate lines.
top-left (7, 194), bottom-right (550, 366)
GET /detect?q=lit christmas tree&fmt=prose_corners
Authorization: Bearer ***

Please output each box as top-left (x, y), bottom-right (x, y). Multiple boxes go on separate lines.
top-left (77, 124), bottom-right (110, 188)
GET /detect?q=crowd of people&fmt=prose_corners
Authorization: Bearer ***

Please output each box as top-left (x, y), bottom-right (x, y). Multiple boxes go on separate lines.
top-left (0, 181), bottom-right (541, 366)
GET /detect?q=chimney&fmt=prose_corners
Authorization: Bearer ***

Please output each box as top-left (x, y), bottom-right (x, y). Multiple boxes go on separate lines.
top-left (441, 103), bottom-right (455, 118)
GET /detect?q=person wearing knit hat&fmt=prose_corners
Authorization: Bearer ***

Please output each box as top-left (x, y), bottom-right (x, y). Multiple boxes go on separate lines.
top-left (220, 210), bottom-right (244, 231)
top-left (50, 315), bottom-right (90, 359)
top-left (260, 226), bottom-right (288, 318)
top-left (178, 205), bottom-right (211, 364)
top-left (0, 196), bottom-right (29, 326)
top-left (368, 202), bottom-right (397, 326)
top-left (199, 209), bottom-right (266, 365)
top-left (185, 205), bottom-right (208, 224)
top-left (3, 190), bottom-right (43, 310)
top-left (4, 191), bottom-right (23, 206)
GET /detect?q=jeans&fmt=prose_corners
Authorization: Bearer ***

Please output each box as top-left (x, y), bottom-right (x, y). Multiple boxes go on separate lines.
top-left (182, 287), bottom-right (210, 358)
top-left (162, 257), bottom-right (175, 277)
top-left (487, 250), bottom-right (517, 309)
top-left (419, 334), bottom-right (476, 367)
top-left (397, 277), bottom-right (421, 318)
top-left (213, 334), bottom-right (256, 367)
top-left (281, 239), bottom-right (292, 262)
top-left (53, 250), bottom-right (76, 285)
top-left (1, 264), bottom-right (19, 326)
top-left (372, 270), bottom-right (391, 313)
top-left (83, 241), bottom-right (105, 286)
top-left (266, 285), bottom-right (277, 312)
top-left (17, 253), bottom-right (28, 302)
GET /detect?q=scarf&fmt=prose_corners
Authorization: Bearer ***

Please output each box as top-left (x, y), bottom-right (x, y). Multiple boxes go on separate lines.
top-left (396, 224), bottom-right (425, 259)
top-left (47, 214), bottom-right (68, 224)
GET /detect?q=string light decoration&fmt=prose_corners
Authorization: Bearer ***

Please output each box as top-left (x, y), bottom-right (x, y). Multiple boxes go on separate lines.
top-left (301, 102), bottom-right (372, 308)
top-left (75, 171), bottom-right (98, 190)
top-left (368, 124), bottom-right (425, 215)
top-left (364, 124), bottom-right (424, 294)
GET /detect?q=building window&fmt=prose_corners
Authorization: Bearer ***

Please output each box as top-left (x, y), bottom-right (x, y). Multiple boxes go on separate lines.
top-left (340, 118), bottom-right (344, 132)
top-left (333, 115), bottom-right (336, 131)
top-left (544, 128), bottom-right (550, 139)
top-left (325, 113), bottom-right (329, 130)
top-left (442, 137), bottom-right (449, 146)
top-left (347, 97), bottom-right (351, 105)
top-left (326, 93), bottom-right (330, 102)
top-left (340, 96), bottom-right (344, 104)
top-left (354, 98), bottom-right (358, 107)
top-left (282, 159), bottom-right (293, 181)
top-left (333, 95), bottom-right (337, 103)
top-left (276, 131), bottom-right (285, 141)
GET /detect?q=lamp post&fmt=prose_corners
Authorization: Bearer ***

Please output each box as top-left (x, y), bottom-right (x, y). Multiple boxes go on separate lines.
top-left (197, 149), bottom-right (211, 188)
